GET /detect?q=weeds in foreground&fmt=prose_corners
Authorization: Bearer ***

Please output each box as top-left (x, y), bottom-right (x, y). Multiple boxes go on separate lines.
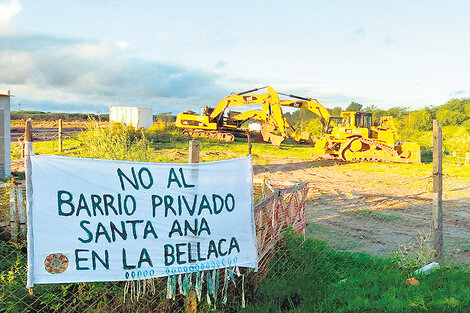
top-left (246, 230), bottom-right (470, 313)
top-left (393, 231), bottom-right (436, 269)
top-left (2, 227), bottom-right (470, 312)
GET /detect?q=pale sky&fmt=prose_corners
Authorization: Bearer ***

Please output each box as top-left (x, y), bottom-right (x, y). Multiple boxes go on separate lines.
top-left (0, 0), bottom-right (469, 113)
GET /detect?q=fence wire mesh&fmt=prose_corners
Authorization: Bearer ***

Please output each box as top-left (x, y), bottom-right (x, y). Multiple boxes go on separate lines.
top-left (0, 179), bottom-right (308, 312)
top-left (1, 158), bottom-right (470, 312)
top-left (248, 157), bottom-right (470, 311)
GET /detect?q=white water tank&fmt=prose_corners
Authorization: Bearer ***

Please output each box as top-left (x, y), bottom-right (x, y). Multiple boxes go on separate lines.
top-left (109, 106), bottom-right (153, 129)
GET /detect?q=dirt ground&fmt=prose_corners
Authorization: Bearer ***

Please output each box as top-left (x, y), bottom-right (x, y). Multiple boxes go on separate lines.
top-left (10, 120), bottom-right (105, 142)
top-left (253, 159), bottom-right (470, 265)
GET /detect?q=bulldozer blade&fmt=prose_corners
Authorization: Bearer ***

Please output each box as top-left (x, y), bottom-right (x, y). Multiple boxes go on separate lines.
top-left (400, 142), bottom-right (421, 164)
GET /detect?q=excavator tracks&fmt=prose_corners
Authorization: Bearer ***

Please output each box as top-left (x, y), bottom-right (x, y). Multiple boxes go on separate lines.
top-left (182, 129), bottom-right (235, 142)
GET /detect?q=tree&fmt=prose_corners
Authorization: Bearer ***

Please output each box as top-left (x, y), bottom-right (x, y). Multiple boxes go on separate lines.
top-left (462, 119), bottom-right (470, 133)
top-left (345, 102), bottom-right (363, 112)
top-left (465, 102), bottom-right (470, 116)
top-left (440, 98), bottom-right (468, 113)
top-left (330, 107), bottom-right (342, 116)
top-left (363, 105), bottom-right (378, 112)
top-left (436, 109), bottom-right (467, 126)
top-left (385, 107), bottom-right (409, 119)
top-left (435, 98), bottom-right (470, 126)
top-left (404, 110), bottom-right (432, 131)
top-left (305, 119), bottom-right (323, 138)
top-left (154, 112), bottom-right (175, 123)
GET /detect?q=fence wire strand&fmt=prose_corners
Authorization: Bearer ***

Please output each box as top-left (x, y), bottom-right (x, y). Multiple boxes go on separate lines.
top-left (2, 159), bottom-right (470, 312)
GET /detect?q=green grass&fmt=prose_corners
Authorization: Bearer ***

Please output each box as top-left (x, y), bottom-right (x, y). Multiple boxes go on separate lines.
top-left (11, 138), bottom-right (82, 160)
top-left (306, 223), bottom-right (362, 251)
top-left (21, 129), bottom-right (313, 164)
top-left (0, 241), bottom-right (182, 312)
top-left (344, 209), bottom-right (401, 222)
top-left (245, 231), bottom-right (470, 313)
top-left (5, 229), bottom-right (470, 312)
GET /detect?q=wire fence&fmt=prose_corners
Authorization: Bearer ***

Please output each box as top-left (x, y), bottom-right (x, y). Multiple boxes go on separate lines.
top-left (2, 151), bottom-right (470, 311)
top-left (12, 126), bottom-right (83, 143)
top-left (0, 179), bottom-right (307, 312)
top-left (247, 156), bottom-right (470, 311)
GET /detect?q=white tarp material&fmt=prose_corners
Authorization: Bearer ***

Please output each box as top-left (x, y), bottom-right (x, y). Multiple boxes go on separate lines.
top-left (27, 155), bottom-right (257, 286)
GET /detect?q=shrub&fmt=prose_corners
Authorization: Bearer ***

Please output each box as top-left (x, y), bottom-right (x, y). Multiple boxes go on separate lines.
top-left (145, 120), bottom-right (188, 143)
top-left (76, 121), bottom-right (154, 161)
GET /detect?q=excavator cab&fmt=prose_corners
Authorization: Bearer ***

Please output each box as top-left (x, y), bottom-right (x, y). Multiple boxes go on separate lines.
top-left (325, 117), bottom-right (343, 134)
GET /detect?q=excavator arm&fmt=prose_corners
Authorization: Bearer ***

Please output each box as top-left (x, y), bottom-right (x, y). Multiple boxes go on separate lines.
top-left (227, 88), bottom-right (331, 145)
top-left (277, 94), bottom-right (331, 128)
top-left (209, 86), bottom-right (279, 120)
top-left (176, 85), bottom-right (330, 146)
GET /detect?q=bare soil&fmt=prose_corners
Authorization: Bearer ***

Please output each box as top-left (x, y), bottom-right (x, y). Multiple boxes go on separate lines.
top-left (253, 159), bottom-right (470, 264)
top-left (10, 120), bottom-right (107, 142)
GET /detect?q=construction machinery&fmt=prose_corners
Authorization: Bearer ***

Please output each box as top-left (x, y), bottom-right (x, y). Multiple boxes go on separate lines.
top-left (175, 87), bottom-right (268, 142)
top-left (312, 112), bottom-right (421, 163)
top-left (266, 91), bottom-right (421, 163)
top-left (175, 85), bottom-right (421, 163)
top-left (175, 86), bottom-right (306, 145)
top-left (242, 87), bottom-right (420, 163)
top-left (175, 86), bottom-right (329, 145)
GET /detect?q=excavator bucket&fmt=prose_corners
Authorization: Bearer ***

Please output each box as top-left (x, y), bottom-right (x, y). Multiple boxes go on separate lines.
top-left (270, 134), bottom-right (285, 147)
top-left (261, 123), bottom-right (285, 146)
top-left (260, 123), bottom-right (274, 142)
top-left (299, 131), bottom-right (312, 143)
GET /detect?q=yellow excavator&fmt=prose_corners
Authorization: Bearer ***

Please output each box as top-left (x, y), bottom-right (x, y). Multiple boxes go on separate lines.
top-left (175, 87), bottom-right (269, 142)
top-left (258, 89), bottom-right (420, 163)
top-left (175, 86), bottom-right (421, 163)
top-left (175, 86), bottom-right (307, 145)
top-left (272, 94), bottom-right (421, 163)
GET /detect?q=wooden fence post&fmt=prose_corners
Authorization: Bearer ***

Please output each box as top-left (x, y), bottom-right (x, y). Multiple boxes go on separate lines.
top-left (17, 182), bottom-right (26, 237)
top-left (25, 118), bottom-right (32, 141)
top-left (188, 140), bottom-right (200, 163)
top-left (58, 119), bottom-right (63, 152)
top-left (21, 119), bottom-right (33, 158)
top-left (246, 130), bottom-right (252, 156)
top-left (432, 120), bottom-right (443, 260)
top-left (9, 185), bottom-right (18, 242)
top-left (186, 140), bottom-right (199, 313)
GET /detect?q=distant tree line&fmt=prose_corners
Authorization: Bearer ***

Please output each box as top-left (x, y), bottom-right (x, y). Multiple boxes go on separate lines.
top-left (10, 111), bottom-right (109, 121)
top-left (11, 98), bottom-right (470, 152)
top-left (10, 111), bottom-right (179, 123)
top-left (285, 98), bottom-right (470, 135)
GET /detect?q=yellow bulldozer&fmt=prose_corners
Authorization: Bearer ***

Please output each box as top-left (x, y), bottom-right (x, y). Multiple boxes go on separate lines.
top-left (312, 112), bottom-right (421, 163)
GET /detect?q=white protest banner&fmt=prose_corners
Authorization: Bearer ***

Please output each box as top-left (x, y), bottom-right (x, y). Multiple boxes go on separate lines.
top-left (27, 155), bottom-right (257, 286)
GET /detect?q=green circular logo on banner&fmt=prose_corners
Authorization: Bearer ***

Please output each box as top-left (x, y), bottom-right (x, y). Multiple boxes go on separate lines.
top-left (44, 253), bottom-right (69, 274)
